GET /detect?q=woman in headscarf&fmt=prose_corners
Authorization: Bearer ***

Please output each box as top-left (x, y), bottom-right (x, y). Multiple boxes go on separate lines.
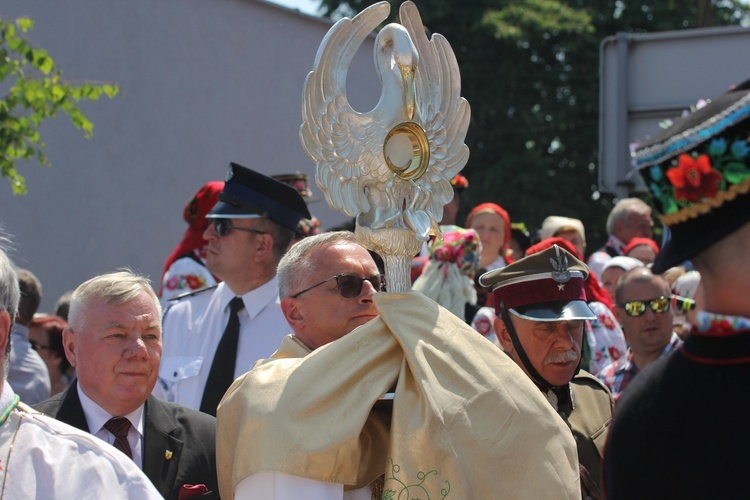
top-left (539, 215), bottom-right (587, 260)
top-left (465, 202), bottom-right (513, 271)
top-left (160, 181), bottom-right (224, 303)
top-left (623, 237), bottom-right (660, 266)
top-left (465, 202), bottom-right (514, 315)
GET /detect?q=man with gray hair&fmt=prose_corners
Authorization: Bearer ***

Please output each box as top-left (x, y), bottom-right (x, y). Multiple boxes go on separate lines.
top-left (275, 230), bottom-right (382, 350)
top-left (0, 245), bottom-right (162, 498)
top-left (217, 231), bottom-right (580, 499)
top-left (587, 198), bottom-right (654, 278)
top-left (36, 270), bottom-right (219, 498)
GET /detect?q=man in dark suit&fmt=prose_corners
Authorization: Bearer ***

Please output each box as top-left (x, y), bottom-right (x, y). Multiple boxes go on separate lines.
top-left (34, 271), bottom-right (218, 499)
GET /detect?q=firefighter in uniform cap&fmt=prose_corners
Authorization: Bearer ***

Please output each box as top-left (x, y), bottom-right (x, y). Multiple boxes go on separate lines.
top-left (156, 163), bottom-right (310, 416)
top-left (479, 244), bottom-right (614, 499)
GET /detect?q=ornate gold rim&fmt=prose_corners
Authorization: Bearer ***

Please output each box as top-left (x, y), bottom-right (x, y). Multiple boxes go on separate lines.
top-left (660, 177), bottom-right (750, 225)
top-left (383, 121), bottom-right (431, 181)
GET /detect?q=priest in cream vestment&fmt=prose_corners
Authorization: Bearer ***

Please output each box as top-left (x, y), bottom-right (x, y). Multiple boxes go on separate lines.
top-left (216, 232), bottom-right (580, 499)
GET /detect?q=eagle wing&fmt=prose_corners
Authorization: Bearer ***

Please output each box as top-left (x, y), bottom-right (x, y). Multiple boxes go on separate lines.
top-left (400, 1), bottom-right (471, 233)
top-left (300, 2), bottom-right (391, 217)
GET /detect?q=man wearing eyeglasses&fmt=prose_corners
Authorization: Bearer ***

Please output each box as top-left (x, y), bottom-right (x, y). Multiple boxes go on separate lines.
top-left (480, 244), bottom-right (614, 499)
top-left (217, 231), bottom-right (381, 498)
top-left (277, 231), bottom-right (382, 351)
top-left (598, 266), bottom-right (680, 400)
top-left (217, 236), bottom-right (582, 499)
top-left (155, 163), bottom-right (310, 416)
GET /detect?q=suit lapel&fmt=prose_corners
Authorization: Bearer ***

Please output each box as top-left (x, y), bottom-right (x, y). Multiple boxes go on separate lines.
top-left (142, 396), bottom-right (184, 499)
top-left (56, 384), bottom-right (91, 433)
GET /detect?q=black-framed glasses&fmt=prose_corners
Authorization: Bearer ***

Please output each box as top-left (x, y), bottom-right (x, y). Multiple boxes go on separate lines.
top-left (617, 296), bottom-right (670, 317)
top-left (212, 219), bottom-right (266, 238)
top-left (29, 340), bottom-right (54, 352)
top-left (672, 295), bottom-right (697, 313)
top-left (291, 273), bottom-right (385, 299)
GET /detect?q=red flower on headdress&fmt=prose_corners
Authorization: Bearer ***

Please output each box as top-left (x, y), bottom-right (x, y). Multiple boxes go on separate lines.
top-left (708, 318), bottom-right (735, 337)
top-left (666, 154), bottom-right (723, 204)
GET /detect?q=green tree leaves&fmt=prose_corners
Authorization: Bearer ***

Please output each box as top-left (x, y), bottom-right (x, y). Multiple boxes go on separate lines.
top-left (482, 0), bottom-right (594, 41)
top-left (0, 16), bottom-right (119, 194)
top-left (315, 0), bottom-right (749, 250)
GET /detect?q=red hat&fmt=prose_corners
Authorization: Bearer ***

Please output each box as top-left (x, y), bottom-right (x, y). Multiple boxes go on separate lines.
top-left (465, 202), bottom-right (512, 251)
top-left (623, 237), bottom-right (659, 257)
top-left (161, 181), bottom-right (224, 284)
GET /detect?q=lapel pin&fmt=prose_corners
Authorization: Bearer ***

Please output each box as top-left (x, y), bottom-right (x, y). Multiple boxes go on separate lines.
top-left (165, 450), bottom-right (173, 461)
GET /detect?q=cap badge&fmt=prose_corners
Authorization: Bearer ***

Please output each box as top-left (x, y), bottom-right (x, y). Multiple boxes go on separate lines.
top-left (225, 169), bottom-right (234, 182)
top-left (550, 245), bottom-right (571, 284)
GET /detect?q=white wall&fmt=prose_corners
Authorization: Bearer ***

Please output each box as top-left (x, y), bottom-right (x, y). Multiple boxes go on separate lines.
top-left (0, 0), bottom-right (380, 310)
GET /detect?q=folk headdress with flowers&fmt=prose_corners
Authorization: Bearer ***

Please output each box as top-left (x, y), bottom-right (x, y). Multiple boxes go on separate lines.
top-left (635, 90), bottom-right (750, 226)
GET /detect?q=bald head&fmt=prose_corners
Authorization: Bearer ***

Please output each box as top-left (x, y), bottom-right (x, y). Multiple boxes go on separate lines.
top-left (615, 267), bottom-right (670, 305)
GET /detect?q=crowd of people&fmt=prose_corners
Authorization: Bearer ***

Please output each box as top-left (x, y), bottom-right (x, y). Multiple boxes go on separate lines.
top-left (1, 81), bottom-right (749, 498)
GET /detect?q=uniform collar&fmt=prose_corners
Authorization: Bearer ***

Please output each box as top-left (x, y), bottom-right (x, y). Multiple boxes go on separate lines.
top-left (219, 277), bottom-right (280, 320)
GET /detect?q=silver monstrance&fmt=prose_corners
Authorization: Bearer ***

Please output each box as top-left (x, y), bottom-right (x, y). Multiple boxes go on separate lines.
top-left (300, 1), bottom-right (470, 292)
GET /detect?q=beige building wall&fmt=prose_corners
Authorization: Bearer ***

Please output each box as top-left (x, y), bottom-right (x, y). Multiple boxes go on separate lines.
top-left (0, 0), bottom-right (380, 310)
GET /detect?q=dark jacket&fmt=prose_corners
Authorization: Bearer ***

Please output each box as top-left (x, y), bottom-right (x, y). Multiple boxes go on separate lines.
top-left (35, 384), bottom-right (219, 499)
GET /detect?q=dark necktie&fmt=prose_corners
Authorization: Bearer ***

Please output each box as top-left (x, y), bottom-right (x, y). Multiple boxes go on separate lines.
top-left (104, 416), bottom-right (133, 459)
top-left (200, 296), bottom-right (245, 416)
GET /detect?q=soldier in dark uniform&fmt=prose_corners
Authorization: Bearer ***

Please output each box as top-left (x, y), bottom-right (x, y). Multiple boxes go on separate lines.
top-left (603, 80), bottom-right (750, 498)
top-left (479, 245), bottom-right (614, 499)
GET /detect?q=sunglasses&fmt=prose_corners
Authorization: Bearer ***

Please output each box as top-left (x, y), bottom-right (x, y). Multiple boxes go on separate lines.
top-left (212, 219), bottom-right (266, 238)
top-left (672, 295), bottom-right (697, 313)
top-left (291, 273), bottom-right (386, 299)
top-left (617, 296), bottom-right (670, 317)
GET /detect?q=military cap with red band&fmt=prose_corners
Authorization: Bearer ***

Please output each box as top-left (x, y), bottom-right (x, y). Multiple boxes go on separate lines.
top-left (478, 245), bottom-right (595, 322)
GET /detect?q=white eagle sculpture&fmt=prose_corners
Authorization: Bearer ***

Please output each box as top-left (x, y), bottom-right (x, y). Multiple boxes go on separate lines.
top-left (300, 1), bottom-right (470, 291)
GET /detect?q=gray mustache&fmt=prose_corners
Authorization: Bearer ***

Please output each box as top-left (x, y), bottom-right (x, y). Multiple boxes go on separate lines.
top-left (544, 350), bottom-right (578, 365)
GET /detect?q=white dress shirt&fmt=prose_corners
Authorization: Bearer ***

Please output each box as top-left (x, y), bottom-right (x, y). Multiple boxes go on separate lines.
top-left (78, 381), bottom-right (145, 468)
top-left (155, 278), bottom-right (291, 410)
top-left (0, 382), bottom-right (161, 499)
top-left (236, 472), bottom-right (372, 500)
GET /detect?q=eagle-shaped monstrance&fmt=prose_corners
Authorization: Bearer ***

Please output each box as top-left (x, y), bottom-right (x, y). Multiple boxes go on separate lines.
top-left (300, 1), bottom-right (470, 291)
